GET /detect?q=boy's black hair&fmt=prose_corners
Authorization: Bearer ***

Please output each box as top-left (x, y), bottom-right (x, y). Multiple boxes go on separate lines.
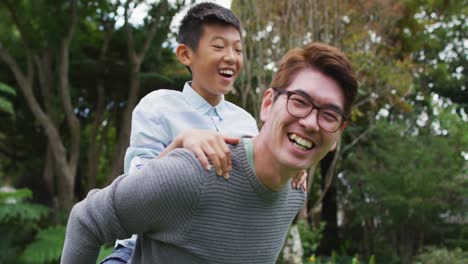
top-left (178, 2), bottom-right (241, 51)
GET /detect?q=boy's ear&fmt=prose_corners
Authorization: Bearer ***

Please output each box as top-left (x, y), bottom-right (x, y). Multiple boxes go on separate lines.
top-left (260, 88), bottom-right (275, 123)
top-left (176, 44), bottom-right (192, 67)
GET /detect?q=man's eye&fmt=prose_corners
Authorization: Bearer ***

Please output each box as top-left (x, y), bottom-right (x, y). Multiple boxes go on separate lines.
top-left (291, 98), bottom-right (308, 107)
top-left (321, 110), bottom-right (340, 121)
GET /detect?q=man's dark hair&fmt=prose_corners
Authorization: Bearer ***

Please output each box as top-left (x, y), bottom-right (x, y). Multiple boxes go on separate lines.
top-left (270, 43), bottom-right (358, 118)
top-left (178, 2), bottom-right (241, 51)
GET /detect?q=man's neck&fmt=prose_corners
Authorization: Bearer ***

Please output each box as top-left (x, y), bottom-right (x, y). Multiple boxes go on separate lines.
top-left (251, 136), bottom-right (299, 192)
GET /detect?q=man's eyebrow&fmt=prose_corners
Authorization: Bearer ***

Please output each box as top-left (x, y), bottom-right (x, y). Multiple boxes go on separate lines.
top-left (293, 88), bottom-right (344, 113)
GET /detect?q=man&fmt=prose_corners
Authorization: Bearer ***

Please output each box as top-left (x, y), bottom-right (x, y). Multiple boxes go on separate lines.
top-left (61, 42), bottom-right (358, 264)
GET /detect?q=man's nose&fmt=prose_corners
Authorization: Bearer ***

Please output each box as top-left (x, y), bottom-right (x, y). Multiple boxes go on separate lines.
top-left (299, 109), bottom-right (320, 132)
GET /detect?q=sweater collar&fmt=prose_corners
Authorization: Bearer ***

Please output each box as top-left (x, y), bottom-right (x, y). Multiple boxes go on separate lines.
top-left (233, 139), bottom-right (291, 203)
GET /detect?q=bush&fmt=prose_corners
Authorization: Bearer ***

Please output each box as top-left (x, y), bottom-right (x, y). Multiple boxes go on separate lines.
top-left (0, 187), bottom-right (49, 264)
top-left (413, 246), bottom-right (468, 264)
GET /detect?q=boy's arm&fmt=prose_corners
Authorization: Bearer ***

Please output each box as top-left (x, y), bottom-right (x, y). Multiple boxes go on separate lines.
top-left (124, 100), bottom-right (170, 174)
top-left (159, 129), bottom-right (240, 179)
top-left (61, 151), bottom-right (204, 263)
top-left (127, 97), bottom-right (241, 179)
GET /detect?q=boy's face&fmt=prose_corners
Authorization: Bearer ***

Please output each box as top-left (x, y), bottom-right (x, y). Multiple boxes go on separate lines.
top-left (259, 68), bottom-right (346, 170)
top-left (177, 24), bottom-right (243, 106)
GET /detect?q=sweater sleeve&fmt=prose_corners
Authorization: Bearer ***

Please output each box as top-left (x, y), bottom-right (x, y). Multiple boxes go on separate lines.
top-left (61, 149), bottom-right (206, 264)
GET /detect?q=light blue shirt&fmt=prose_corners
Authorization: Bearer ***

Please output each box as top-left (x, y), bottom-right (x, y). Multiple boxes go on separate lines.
top-left (124, 82), bottom-right (259, 175)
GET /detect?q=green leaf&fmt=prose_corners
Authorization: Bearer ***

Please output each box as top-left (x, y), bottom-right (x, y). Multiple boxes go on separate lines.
top-left (0, 98), bottom-right (14, 114)
top-left (0, 189), bottom-right (49, 224)
top-left (0, 82), bottom-right (16, 96)
top-left (0, 82), bottom-right (16, 114)
top-left (0, 188), bottom-right (32, 202)
top-left (22, 226), bottom-right (66, 264)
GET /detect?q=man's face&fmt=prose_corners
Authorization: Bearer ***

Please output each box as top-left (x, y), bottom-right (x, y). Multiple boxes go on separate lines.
top-left (260, 68), bottom-right (346, 170)
top-left (181, 24), bottom-right (243, 105)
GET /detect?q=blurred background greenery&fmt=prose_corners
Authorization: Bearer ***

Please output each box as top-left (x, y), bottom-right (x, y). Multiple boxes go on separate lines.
top-left (0, 0), bottom-right (466, 263)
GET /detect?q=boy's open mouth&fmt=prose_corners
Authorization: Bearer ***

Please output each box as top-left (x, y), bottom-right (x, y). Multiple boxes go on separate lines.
top-left (219, 69), bottom-right (234, 78)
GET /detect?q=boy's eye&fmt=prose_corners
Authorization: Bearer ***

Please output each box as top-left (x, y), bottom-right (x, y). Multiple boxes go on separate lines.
top-left (235, 49), bottom-right (243, 53)
top-left (212, 45), bottom-right (224, 49)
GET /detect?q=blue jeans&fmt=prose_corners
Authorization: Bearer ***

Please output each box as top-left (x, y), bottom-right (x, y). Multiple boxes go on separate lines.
top-left (100, 245), bottom-right (133, 264)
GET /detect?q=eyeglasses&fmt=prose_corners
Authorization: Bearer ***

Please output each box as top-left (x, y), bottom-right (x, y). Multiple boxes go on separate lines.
top-left (272, 88), bottom-right (346, 132)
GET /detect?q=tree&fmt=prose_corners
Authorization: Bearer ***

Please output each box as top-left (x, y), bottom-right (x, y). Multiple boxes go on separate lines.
top-left (107, 0), bottom-right (187, 180)
top-left (343, 114), bottom-right (467, 263)
top-left (0, 0), bottom-right (79, 211)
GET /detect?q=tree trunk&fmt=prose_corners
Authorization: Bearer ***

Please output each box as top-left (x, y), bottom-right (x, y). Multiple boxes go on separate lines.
top-left (108, 0), bottom-right (169, 181)
top-left (0, 0), bottom-right (79, 212)
top-left (108, 62), bottom-right (141, 180)
top-left (87, 83), bottom-right (105, 190)
top-left (318, 151), bottom-right (339, 255)
top-left (86, 25), bottom-right (114, 190)
top-left (43, 144), bottom-right (56, 203)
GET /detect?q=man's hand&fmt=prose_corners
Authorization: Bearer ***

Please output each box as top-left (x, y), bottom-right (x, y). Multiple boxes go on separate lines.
top-left (291, 170), bottom-right (307, 191)
top-left (164, 129), bottom-right (240, 179)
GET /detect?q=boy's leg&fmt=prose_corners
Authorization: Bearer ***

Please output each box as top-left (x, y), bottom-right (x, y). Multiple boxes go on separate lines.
top-left (99, 245), bottom-right (133, 264)
top-left (101, 235), bottom-right (137, 264)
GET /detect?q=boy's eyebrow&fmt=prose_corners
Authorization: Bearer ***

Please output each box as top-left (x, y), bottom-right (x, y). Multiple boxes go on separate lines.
top-left (210, 35), bottom-right (242, 43)
top-left (293, 88), bottom-right (344, 112)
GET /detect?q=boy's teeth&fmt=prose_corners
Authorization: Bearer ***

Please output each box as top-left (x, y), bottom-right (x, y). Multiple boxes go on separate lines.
top-left (288, 133), bottom-right (313, 149)
top-left (219, 69), bottom-right (234, 76)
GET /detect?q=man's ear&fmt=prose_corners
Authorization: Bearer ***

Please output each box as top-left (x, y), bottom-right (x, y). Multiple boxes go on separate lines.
top-left (260, 88), bottom-right (275, 123)
top-left (330, 121), bottom-right (347, 151)
top-left (176, 44), bottom-right (192, 67)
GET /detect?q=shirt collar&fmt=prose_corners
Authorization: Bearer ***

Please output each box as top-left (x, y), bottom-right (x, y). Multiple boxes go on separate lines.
top-left (182, 82), bottom-right (226, 120)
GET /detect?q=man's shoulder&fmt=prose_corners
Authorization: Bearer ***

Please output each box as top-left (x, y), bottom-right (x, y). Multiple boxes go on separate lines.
top-left (159, 148), bottom-right (205, 172)
top-left (142, 148), bottom-right (208, 187)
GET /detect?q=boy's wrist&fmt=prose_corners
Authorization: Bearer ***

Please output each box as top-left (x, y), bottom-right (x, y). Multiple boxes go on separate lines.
top-left (173, 133), bottom-right (184, 148)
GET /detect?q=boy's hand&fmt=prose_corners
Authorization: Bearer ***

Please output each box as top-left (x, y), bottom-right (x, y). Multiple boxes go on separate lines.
top-left (291, 170), bottom-right (307, 191)
top-left (178, 129), bottom-right (240, 179)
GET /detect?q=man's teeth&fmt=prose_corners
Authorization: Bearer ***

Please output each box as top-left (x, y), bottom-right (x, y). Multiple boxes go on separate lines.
top-left (289, 133), bottom-right (313, 150)
top-left (219, 69), bottom-right (234, 76)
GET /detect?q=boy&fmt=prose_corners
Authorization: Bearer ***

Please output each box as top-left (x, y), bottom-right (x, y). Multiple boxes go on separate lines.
top-left (103, 3), bottom-right (304, 263)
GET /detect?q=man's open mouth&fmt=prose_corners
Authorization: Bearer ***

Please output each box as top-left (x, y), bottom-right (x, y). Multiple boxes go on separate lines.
top-left (288, 133), bottom-right (313, 151)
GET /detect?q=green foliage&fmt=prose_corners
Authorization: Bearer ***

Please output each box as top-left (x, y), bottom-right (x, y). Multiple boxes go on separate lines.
top-left (413, 247), bottom-right (468, 264)
top-left (21, 226), bottom-right (66, 264)
top-left (0, 188), bottom-right (50, 264)
top-left (0, 188), bottom-right (49, 226)
top-left (343, 117), bottom-right (467, 262)
top-left (0, 82), bottom-right (16, 115)
top-left (299, 220), bottom-right (325, 259)
top-left (97, 245), bottom-right (115, 263)
top-left (304, 252), bottom-right (376, 264)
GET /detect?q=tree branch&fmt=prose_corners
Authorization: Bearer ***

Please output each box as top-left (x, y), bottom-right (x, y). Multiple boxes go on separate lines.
top-left (342, 126), bottom-right (374, 155)
top-left (0, 45), bottom-right (29, 89)
top-left (1, 0), bottom-right (32, 50)
top-left (134, 0), bottom-right (169, 63)
top-left (57, 0), bottom-right (80, 174)
top-left (124, 0), bottom-right (136, 61)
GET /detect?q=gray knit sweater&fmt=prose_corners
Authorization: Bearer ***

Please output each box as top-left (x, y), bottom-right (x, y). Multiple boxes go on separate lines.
top-left (61, 143), bottom-right (306, 264)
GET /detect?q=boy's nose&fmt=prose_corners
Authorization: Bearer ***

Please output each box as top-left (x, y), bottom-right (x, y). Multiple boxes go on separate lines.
top-left (223, 51), bottom-right (236, 64)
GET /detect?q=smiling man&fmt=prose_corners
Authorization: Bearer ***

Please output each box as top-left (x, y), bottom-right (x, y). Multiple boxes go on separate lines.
top-left (61, 42), bottom-right (357, 264)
